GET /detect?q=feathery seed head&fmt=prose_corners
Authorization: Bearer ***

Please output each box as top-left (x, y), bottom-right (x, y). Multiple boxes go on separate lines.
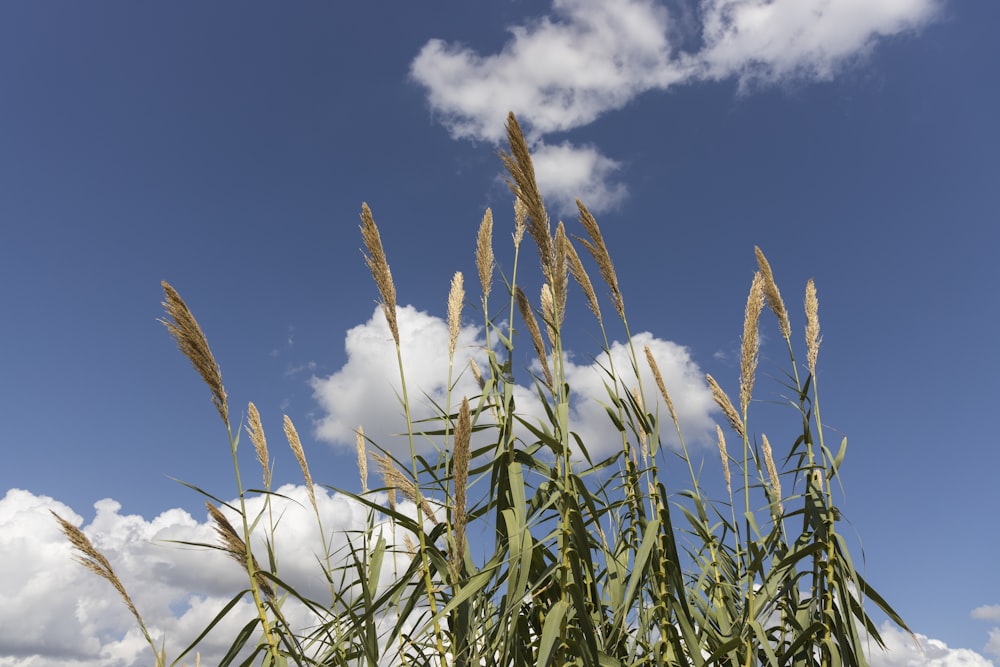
top-left (356, 426), bottom-right (368, 494)
top-left (566, 237), bottom-right (602, 325)
top-left (715, 425), bottom-right (732, 499)
top-left (447, 272), bottom-right (465, 358)
top-left (576, 201), bottom-right (623, 320)
top-left (451, 397), bottom-right (471, 579)
top-left (501, 113), bottom-right (553, 276)
top-left (740, 271), bottom-right (765, 416)
top-left (513, 197), bottom-right (527, 249)
top-left (160, 282), bottom-right (228, 425)
top-left (707, 374), bottom-right (745, 439)
top-left (755, 246), bottom-right (791, 341)
top-left (52, 511), bottom-right (148, 631)
top-left (540, 283), bottom-right (557, 348)
top-left (805, 278), bottom-right (821, 376)
top-left (375, 452), bottom-right (438, 524)
top-left (515, 286), bottom-right (553, 388)
top-left (206, 502), bottom-right (274, 598)
top-left (360, 203), bottom-right (399, 346)
top-left (469, 358), bottom-right (485, 390)
top-left (245, 402), bottom-right (271, 488)
top-left (476, 209), bottom-right (494, 300)
top-left (761, 434), bottom-right (783, 514)
top-left (645, 345), bottom-right (679, 432)
top-left (553, 222), bottom-right (569, 326)
top-left (284, 415), bottom-right (316, 514)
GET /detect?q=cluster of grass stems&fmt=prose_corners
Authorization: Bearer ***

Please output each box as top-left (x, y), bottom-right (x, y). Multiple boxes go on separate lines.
top-left (55, 114), bottom-right (912, 667)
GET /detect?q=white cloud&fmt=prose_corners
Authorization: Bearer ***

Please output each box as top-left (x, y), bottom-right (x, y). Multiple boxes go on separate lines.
top-left (310, 304), bottom-right (717, 463)
top-left (410, 0), bottom-right (682, 143)
top-left (868, 622), bottom-right (996, 667)
top-left (532, 140), bottom-right (628, 216)
top-left (971, 605), bottom-right (1000, 659)
top-left (3, 489), bottom-right (995, 666)
top-left (0, 486), bottom-right (415, 667)
top-left (410, 0), bottom-right (941, 212)
top-left (698, 0), bottom-right (940, 87)
top-left (972, 605), bottom-right (1000, 622)
top-left (311, 304), bottom-right (488, 458)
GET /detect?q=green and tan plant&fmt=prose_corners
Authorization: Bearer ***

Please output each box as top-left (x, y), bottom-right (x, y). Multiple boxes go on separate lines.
top-left (56, 112), bottom-right (912, 667)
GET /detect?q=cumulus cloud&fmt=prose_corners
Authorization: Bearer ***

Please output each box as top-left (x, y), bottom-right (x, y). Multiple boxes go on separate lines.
top-left (2, 488), bottom-right (995, 666)
top-left (410, 0), bottom-right (941, 212)
top-left (0, 486), bottom-right (415, 667)
top-left (310, 305), bottom-right (717, 462)
top-left (531, 140), bottom-right (629, 215)
top-left (868, 622), bottom-right (996, 667)
top-left (972, 605), bottom-right (1000, 622)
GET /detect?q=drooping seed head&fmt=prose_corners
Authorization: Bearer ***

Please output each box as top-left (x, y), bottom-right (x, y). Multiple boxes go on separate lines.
top-left (755, 247), bottom-right (791, 342)
top-left (360, 203), bottom-right (399, 347)
top-left (500, 114), bottom-right (552, 274)
top-left (285, 415), bottom-right (316, 515)
top-left (540, 283), bottom-right (557, 348)
top-left (707, 374), bottom-right (745, 439)
top-left (469, 358), bottom-right (485, 390)
top-left (160, 282), bottom-right (228, 426)
top-left (715, 425), bottom-right (732, 500)
top-left (576, 201), bottom-right (624, 321)
top-left (515, 286), bottom-right (553, 388)
top-left (645, 345), bottom-right (679, 433)
top-left (206, 502), bottom-right (274, 599)
top-left (565, 237), bottom-right (602, 325)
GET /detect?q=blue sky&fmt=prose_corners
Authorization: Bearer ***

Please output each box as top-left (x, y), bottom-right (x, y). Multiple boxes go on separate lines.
top-left (1, 1), bottom-right (998, 665)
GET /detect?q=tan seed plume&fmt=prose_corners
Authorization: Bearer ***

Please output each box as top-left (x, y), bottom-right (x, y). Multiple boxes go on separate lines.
top-left (500, 113), bottom-right (552, 273)
top-left (565, 237), bottom-right (602, 325)
top-left (645, 345), bottom-right (680, 433)
top-left (515, 286), bottom-right (553, 388)
top-left (360, 203), bottom-right (399, 346)
top-left (540, 283), bottom-right (557, 348)
top-left (245, 402), bottom-right (271, 488)
top-left (575, 201), bottom-right (624, 321)
top-left (707, 374), bottom-right (745, 439)
top-left (513, 197), bottom-right (527, 250)
top-left (285, 415), bottom-right (317, 515)
top-left (805, 278), bottom-right (821, 376)
top-left (206, 502), bottom-right (274, 599)
top-left (740, 271), bottom-right (765, 416)
top-left (755, 247), bottom-right (791, 342)
top-left (469, 358), bottom-right (485, 391)
top-left (51, 511), bottom-right (152, 640)
top-left (553, 222), bottom-right (569, 327)
top-left (761, 434), bottom-right (783, 514)
top-left (476, 208), bottom-right (495, 300)
top-left (160, 282), bottom-right (228, 425)
top-left (448, 272), bottom-right (465, 358)
top-left (451, 397), bottom-right (471, 579)
top-left (374, 452), bottom-right (439, 524)
top-left (356, 426), bottom-right (368, 494)
top-left (716, 425), bottom-right (732, 500)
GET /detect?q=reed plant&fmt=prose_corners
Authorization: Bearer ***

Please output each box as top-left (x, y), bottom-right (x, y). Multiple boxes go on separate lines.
top-left (56, 112), bottom-right (912, 666)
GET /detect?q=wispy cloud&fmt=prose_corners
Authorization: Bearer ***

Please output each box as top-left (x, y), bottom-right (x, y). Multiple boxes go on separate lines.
top-left (411, 0), bottom-right (941, 212)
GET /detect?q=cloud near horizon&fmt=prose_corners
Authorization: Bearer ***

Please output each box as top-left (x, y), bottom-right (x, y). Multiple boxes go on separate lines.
top-left (1, 486), bottom-right (995, 666)
top-left (410, 0), bottom-right (940, 214)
